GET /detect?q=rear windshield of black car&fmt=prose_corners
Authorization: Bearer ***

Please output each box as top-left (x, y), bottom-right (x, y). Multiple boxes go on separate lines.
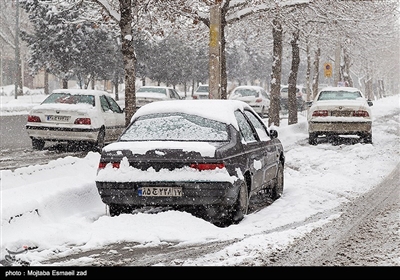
top-left (120, 112), bottom-right (229, 142)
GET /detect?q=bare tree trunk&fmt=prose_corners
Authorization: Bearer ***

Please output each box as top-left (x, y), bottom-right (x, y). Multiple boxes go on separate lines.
top-left (91, 75), bottom-right (95, 90)
top-left (305, 40), bottom-right (312, 102)
top-left (44, 70), bottom-right (49, 95)
top-left (268, 18), bottom-right (283, 127)
top-left (220, 2), bottom-right (228, 100)
top-left (119, 0), bottom-right (136, 126)
top-left (312, 48), bottom-right (320, 100)
top-left (62, 77), bottom-right (68, 89)
top-left (378, 79), bottom-right (385, 99)
top-left (288, 30), bottom-right (300, 125)
top-left (114, 80), bottom-right (119, 101)
top-left (342, 47), bottom-right (353, 87)
top-left (364, 61), bottom-right (374, 100)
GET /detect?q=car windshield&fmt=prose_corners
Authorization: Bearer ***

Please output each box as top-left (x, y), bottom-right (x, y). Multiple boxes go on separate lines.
top-left (317, 90), bottom-right (362, 101)
top-left (196, 86), bottom-right (208, 92)
top-left (42, 92), bottom-right (95, 106)
top-left (233, 89), bottom-right (258, 97)
top-left (120, 112), bottom-right (229, 142)
top-left (281, 87), bottom-right (300, 93)
top-left (137, 87), bottom-right (167, 95)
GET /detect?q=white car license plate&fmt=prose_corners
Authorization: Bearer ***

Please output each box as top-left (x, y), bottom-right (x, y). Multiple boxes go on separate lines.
top-left (332, 111), bottom-right (351, 117)
top-left (138, 187), bottom-right (182, 197)
top-left (46, 115), bottom-right (70, 122)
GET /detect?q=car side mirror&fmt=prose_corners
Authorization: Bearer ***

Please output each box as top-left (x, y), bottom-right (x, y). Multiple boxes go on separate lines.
top-left (367, 100), bottom-right (373, 107)
top-left (270, 129), bottom-right (278, 139)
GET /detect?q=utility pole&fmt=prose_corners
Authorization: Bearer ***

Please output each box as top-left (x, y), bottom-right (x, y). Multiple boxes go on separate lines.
top-left (209, 1), bottom-right (221, 99)
top-left (14, 0), bottom-right (21, 99)
top-left (333, 39), bottom-right (341, 87)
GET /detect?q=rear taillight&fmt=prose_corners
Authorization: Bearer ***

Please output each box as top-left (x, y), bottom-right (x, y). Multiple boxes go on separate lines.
top-left (192, 95), bottom-right (198, 99)
top-left (255, 98), bottom-right (262, 103)
top-left (190, 163), bottom-right (225, 171)
top-left (98, 162), bottom-right (120, 169)
top-left (28, 115), bottom-right (41, 122)
top-left (74, 118), bottom-right (91, 125)
top-left (312, 110), bottom-right (329, 117)
top-left (352, 110), bottom-right (369, 117)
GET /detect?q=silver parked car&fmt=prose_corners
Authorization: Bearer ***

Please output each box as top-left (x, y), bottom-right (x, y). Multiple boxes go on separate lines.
top-left (136, 86), bottom-right (181, 109)
top-left (280, 85), bottom-right (307, 111)
top-left (192, 84), bottom-right (211, 100)
top-left (229, 86), bottom-right (270, 118)
top-left (307, 86), bottom-right (373, 145)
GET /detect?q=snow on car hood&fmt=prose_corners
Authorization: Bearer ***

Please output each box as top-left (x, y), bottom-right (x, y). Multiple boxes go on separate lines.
top-left (136, 92), bottom-right (168, 100)
top-left (103, 140), bottom-right (218, 157)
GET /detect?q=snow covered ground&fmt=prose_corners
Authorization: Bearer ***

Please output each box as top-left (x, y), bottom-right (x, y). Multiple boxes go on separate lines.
top-left (0, 93), bottom-right (399, 266)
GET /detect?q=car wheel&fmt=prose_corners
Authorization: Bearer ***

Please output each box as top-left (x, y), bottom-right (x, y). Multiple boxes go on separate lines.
top-left (271, 162), bottom-right (284, 200)
top-left (109, 204), bottom-right (122, 217)
top-left (32, 138), bottom-right (45, 150)
top-left (205, 180), bottom-right (249, 227)
top-left (362, 133), bottom-right (372, 144)
top-left (231, 180), bottom-right (249, 224)
top-left (309, 133), bottom-right (318, 145)
top-left (94, 128), bottom-right (105, 152)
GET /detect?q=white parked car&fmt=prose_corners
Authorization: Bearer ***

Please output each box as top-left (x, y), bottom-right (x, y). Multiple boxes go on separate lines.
top-left (229, 85), bottom-right (270, 118)
top-left (280, 85), bottom-right (307, 111)
top-left (136, 86), bottom-right (181, 108)
top-left (192, 84), bottom-right (210, 99)
top-left (307, 86), bottom-right (373, 145)
top-left (26, 89), bottom-right (125, 151)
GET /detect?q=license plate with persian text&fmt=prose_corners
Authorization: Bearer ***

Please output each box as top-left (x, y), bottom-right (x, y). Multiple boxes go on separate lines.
top-left (138, 187), bottom-right (182, 197)
top-left (46, 115), bottom-right (71, 122)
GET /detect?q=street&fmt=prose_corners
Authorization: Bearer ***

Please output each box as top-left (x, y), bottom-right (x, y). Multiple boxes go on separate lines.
top-left (0, 115), bottom-right (87, 170)
top-left (0, 115), bottom-right (31, 150)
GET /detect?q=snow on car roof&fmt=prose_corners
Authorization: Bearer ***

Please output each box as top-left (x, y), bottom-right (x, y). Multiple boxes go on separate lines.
top-left (138, 86), bottom-right (173, 90)
top-left (131, 99), bottom-right (252, 129)
top-left (319, 86), bottom-right (362, 93)
top-left (233, 85), bottom-right (264, 90)
top-left (52, 88), bottom-right (110, 96)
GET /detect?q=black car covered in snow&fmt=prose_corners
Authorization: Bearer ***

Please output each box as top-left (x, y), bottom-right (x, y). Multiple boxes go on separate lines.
top-left (95, 99), bottom-right (284, 226)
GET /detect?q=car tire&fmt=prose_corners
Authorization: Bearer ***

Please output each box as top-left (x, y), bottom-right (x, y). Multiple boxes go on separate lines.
top-left (309, 133), bottom-right (318, 145)
top-left (206, 180), bottom-right (249, 227)
top-left (231, 180), bottom-right (249, 224)
top-left (94, 128), bottom-right (105, 152)
top-left (32, 138), bottom-right (45, 150)
top-left (362, 133), bottom-right (372, 144)
top-left (271, 162), bottom-right (284, 200)
top-left (109, 204), bottom-right (122, 217)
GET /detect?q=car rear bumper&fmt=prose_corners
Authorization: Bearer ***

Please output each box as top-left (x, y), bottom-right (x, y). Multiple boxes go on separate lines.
top-left (95, 181), bottom-right (239, 207)
top-left (26, 125), bottom-right (100, 142)
top-left (308, 121), bottom-right (372, 134)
